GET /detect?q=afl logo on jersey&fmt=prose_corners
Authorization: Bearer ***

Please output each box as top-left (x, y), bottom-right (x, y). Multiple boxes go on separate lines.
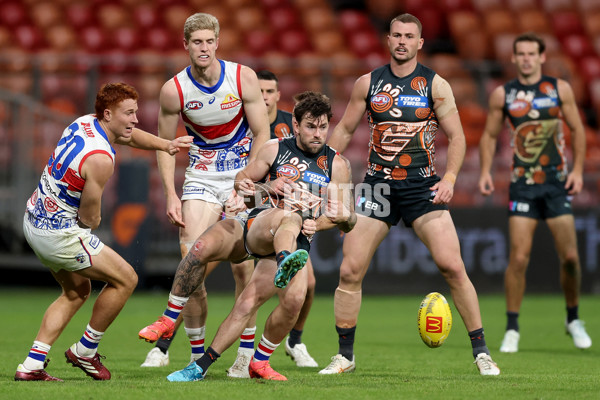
top-left (508, 99), bottom-right (531, 118)
top-left (186, 100), bottom-right (203, 110)
top-left (371, 92), bottom-right (394, 113)
top-left (276, 165), bottom-right (300, 181)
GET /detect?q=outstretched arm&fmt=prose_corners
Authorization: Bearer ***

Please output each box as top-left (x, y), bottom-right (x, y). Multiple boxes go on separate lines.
top-left (115, 127), bottom-right (192, 154)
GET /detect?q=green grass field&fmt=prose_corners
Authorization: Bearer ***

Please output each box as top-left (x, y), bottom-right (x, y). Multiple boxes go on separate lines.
top-left (1, 288), bottom-right (598, 399)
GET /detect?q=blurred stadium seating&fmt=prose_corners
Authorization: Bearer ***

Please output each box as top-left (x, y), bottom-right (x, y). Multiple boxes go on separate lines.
top-left (1, 0), bottom-right (599, 254)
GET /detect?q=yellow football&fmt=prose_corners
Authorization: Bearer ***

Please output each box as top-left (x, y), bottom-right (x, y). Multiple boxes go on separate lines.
top-left (417, 292), bottom-right (452, 348)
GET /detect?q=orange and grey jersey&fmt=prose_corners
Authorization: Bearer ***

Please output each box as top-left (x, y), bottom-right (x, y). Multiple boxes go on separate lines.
top-left (26, 114), bottom-right (115, 230)
top-left (267, 137), bottom-right (337, 219)
top-left (365, 63), bottom-right (439, 181)
top-left (502, 76), bottom-right (567, 184)
top-left (174, 60), bottom-right (252, 173)
top-left (270, 109), bottom-right (293, 139)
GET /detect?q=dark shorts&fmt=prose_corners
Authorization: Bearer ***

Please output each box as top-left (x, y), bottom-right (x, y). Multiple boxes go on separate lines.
top-left (237, 207), bottom-right (311, 258)
top-left (508, 180), bottom-right (572, 219)
top-left (355, 174), bottom-right (448, 227)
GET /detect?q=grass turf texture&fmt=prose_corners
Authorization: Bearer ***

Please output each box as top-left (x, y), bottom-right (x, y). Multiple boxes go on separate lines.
top-left (1, 289), bottom-right (598, 399)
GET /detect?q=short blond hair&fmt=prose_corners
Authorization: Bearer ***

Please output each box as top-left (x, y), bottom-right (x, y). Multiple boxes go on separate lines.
top-left (184, 13), bottom-right (220, 41)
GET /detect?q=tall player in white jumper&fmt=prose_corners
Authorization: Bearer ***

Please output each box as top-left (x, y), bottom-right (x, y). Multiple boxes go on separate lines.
top-left (15, 83), bottom-right (191, 381)
top-left (138, 13), bottom-right (270, 377)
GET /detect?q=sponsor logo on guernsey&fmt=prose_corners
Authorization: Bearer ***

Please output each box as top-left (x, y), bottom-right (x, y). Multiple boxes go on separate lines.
top-left (397, 96), bottom-right (428, 108)
top-left (186, 100), bottom-right (203, 110)
top-left (303, 171), bottom-right (329, 186)
top-left (221, 94), bottom-right (242, 110)
top-left (532, 97), bottom-right (558, 109)
top-left (81, 122), bottom-right (95, 137)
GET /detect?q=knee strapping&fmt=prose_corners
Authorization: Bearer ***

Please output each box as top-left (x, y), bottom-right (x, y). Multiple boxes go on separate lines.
top-left (334, 287), bottom-right (362, 327)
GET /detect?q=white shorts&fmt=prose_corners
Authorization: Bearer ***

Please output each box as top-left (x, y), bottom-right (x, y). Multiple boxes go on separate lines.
top-left (181, 139), bottom-right (251, 206)
top-left (23, 213), bottom-right (105, 272)
top-left (181, 168), bottom-right (240, 206)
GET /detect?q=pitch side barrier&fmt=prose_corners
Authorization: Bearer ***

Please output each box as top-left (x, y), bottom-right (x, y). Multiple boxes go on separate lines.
top-left (173, 207), bottom-right (600, 295)
top-left (306, 207), bottom-right (600, 295)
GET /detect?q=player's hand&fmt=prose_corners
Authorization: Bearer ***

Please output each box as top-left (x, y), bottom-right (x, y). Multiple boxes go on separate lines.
top-left (166, 194), bottom-right (185, 228)
top-left (301, 218), bottom-right (317, 237)
top-left (565, 171), bottom-right (583, 195)
top-left (225, 189), bottom-right (247, 215)
top-left (430, 179), bottom-right (454, 205)
top-left (478, 173), bottom-right (495, 196)
top-left (166, 136), bottom-right (193, 155)
top-left (271, 177), bottom-right (298, 197)
top-left (236, 178), bottom-right (256, 197)
top-left (324, 198), bottom-right (351, 223)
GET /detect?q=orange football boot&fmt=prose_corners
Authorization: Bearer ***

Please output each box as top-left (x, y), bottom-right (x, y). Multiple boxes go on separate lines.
top-left (248, 359), bottom-right (287, 381)
top-left (138, 316), bottom-right (175, 343)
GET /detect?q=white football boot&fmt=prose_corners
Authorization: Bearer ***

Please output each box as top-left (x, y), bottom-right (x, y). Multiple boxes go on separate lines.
top-left (285, 338), bottom-right (318, 367)
top-left (566, 319), bottom-right (592, 349)
top-left (318, 354), bottom-right (355, 375)
top-left (474, 353), bottom-right (500, 376)
top-left (227, 348), bottom-right (253, 378)
top-left (499, 329), bottom-right (520, 353)
top-left (141, 348), bottom-right (169, 367)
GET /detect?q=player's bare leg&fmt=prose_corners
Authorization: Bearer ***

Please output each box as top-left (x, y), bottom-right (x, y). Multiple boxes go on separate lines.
top-left (285, 257), bottom-right (318, 367)
top-left (320, 215), bottom-right (389, 375)
top-left (546, 214), bottom-right (590, 349)
top-left (414, 210), bottom-right (499, 375)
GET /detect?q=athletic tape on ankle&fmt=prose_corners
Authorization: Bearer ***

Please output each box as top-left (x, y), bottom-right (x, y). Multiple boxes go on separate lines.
top-left (334, 287), bottom-right (362, 327)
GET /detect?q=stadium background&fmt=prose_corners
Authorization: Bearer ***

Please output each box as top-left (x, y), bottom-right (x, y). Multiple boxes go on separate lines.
top-left (0, 0), bottom-right (599, 294)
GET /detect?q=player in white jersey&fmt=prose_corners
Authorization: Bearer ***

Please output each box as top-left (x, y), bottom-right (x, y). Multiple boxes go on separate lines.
top-left (15, 83), bottom-right (192, 382)
top-left (139, 13), bottom-right (270, 376)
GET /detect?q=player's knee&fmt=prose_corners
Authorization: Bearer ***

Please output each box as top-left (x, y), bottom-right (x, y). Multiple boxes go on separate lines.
top-left (125, 270), bottom-right (138, 293)
top-left (339, 261), bottom-right (364, 285)
top-left (510, 252), bottom-right (530, 270)
top-left (562, 251), bottom-right (580, 275)
top-left (563, 249), bottom-right (580, 268)
top-left (281, 293), bottom-right (305, 316)
top-left (65, 280), bottom-right (92, 303)
top-left (437, 260), bottom-right (467, 283)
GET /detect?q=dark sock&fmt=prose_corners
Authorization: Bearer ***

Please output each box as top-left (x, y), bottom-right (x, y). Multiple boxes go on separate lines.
top-left (276, 251), bottom-right (291, 265)
top-left (468, 328), bottom-right (490, 358)
top-left (567, 305), bottom-right (579, 323)
top-left (155, 329), bottom-right (177, 354)
top-left (195, 346), bottom-right (220, 372)
top-left (506, 311), bottom-right (519, 332)
top-left (288, 328), bottom-right (303, 348)
top-left (336, 326), bottom-right (356, 361)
